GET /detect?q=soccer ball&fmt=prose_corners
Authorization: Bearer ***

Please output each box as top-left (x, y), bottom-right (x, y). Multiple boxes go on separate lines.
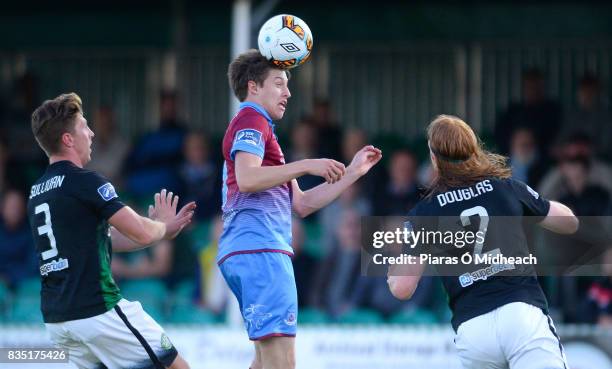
top-left (257, 14), bottom-right (313, 69)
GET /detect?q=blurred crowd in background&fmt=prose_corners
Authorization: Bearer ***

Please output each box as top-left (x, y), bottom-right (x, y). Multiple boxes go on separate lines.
top-left (0, 67), bottom-right (611, 327)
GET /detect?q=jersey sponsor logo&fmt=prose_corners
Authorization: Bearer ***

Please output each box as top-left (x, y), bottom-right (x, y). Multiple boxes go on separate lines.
top-left (458, 273), bottom-right (473, 287)
top-left (458, 263), bottom-right (516, 287)
top-left (40, 257), bottom-right (69, 276)
top-left (526, 184), bottom-right (540, 199)
top-left (234, 129), bottom-right (263, 147)
top-left (97, 183), bottom-right (118, 201)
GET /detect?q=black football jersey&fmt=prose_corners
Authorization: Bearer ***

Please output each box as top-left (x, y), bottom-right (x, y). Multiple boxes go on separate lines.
top-left (27, 160), bottom-right (125, 323)
top-left (408, 177), bottom-right (551, 331)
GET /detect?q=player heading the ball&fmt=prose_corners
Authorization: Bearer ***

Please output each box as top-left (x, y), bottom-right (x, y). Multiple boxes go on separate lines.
top-left (219, 48), bottom-right (381, 369)
top-left (258, 14), bottom-right (313, 69)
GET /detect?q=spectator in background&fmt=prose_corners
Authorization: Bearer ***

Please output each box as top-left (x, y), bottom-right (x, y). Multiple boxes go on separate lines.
top-left (288, 118), bottom-right (317, 162)
top-left (495, 68), bottom-right (562, 158)
top-left (0, 189), bottom-right (37, 289)
top-left (0, 140), bottom-right (7, 194)
top-left (111, 239), bottom-right (174, 281)
top-left (86, 106), bottom-right (130, 183)
top-left (349, 272), bottom-right (435, 319)
top-left (557, 155), bottom-right (611, 216)
top-left (341, 128), bottom-right (368, 163)
top-left (315, 129), bottom-right (371, 250)
top-left (341, 127), bottom-right (380, 194)
top-left (287, 118), bottom-right (323, 191)
top-left (197, 216), bottom-right (227, 312)
top-left (372, 149), bottom-right (421, 216)
top-left (509, 128), bottom-right (550, 281)
top-left (158, 89), bottom-right (187, 130)
top-left (0, 139), bottom-right (31, 193)
top-left (319, 183), bottom-right (370, 256)
top-left (580, 249), bottom-right (612, 326)
top-left (123, 89), bottom-right (186, 198)
top-left (563, 73), bottom-right (612, 160)
top-left (2, 72), bottom-right (45, 164)
top-left (291, 216), bottom-right (318, 308)
top-left (316, 209), bottom-right (362, 318)
top-left (539, 133), bottom-right (612, 200)
top-left (545, 152), bottom-right (611, 323)
top-left (509, 128), bottom-right (549, 188)
top-left (0, 86), bottom-right (5, 123)
top-left (312, 98), bottom-right (342, 160)
top-left (179, 131), bottom-right (220, 220)
top-left (417, 160), bottom-right (436, 188)
top-left (0, 73), bottom-right (46, 189)
top-left (196, 215), bottom-right (243, 326)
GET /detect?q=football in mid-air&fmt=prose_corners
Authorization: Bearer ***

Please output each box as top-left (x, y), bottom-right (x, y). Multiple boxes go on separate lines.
top-left (258, 14), bottom-right (313, 69)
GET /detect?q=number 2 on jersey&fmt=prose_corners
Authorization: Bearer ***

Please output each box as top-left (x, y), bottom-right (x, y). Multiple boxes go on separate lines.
top-left (460, 206), bottom-right (493, 256)
top-left (35, 203), bottom-right (58, 260)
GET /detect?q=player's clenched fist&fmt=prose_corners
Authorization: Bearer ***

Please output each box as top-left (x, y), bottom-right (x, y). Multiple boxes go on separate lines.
top-left (148, 189), bottom-right (197, 240)
top-left (306, 158), bottom-right (346, 184)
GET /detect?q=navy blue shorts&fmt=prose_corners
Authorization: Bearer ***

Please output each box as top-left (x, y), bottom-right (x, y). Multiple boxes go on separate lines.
top-left (219, 252), bottom-right (298, 340)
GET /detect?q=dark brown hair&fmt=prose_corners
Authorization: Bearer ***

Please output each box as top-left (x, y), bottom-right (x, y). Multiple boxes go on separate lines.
top-left (228, 49), bottom-right (290, 102)
top-left (31, 92), bottom-right (83, 156)
top-left (427, 115), bottom-right (511, 196)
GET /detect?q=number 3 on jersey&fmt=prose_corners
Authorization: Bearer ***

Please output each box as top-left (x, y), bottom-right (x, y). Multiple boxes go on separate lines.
top-left (35, 203), bottom-right (58, 260)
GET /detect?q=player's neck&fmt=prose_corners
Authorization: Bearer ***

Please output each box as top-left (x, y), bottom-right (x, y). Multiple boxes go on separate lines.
top-left (49, 152), bottom-right (84, 168)
top-left (243, 98), bottom-right (274, 121)
top-left (244, 97), bottom-right (264, 108)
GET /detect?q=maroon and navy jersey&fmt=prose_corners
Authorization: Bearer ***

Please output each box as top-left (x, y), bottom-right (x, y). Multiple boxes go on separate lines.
top-left (218, 102), bottom-right (292, 263)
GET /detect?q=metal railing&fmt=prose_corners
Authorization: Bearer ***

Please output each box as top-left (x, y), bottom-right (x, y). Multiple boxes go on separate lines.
top-left (2, 39), bottom-right (611, 139)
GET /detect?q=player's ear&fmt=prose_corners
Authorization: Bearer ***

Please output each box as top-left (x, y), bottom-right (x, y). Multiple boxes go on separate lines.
top-left (247, 80), bottom-right (258, 96)
top-left (61, 132), bottom-right (74, 148)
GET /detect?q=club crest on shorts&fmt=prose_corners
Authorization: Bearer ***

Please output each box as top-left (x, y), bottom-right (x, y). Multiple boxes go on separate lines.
top-left (160, 333), bottom-right (173, 350)
top-left (284, 311), bottom-right (297, 326)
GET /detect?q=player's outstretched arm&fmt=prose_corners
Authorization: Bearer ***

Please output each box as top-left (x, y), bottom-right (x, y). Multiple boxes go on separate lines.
top-left (110, 225), bottom-right (146, 252)
top-left (109, 190), bottom-right (196, 251)
top-left (538, 201), bottom-right (579, 234)
top-left (235, 151), bottom-right (346, 192)
top-left (109, 207), bottom-right (166, 251)
top-left (292, 145), bottom-right (382, 218)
